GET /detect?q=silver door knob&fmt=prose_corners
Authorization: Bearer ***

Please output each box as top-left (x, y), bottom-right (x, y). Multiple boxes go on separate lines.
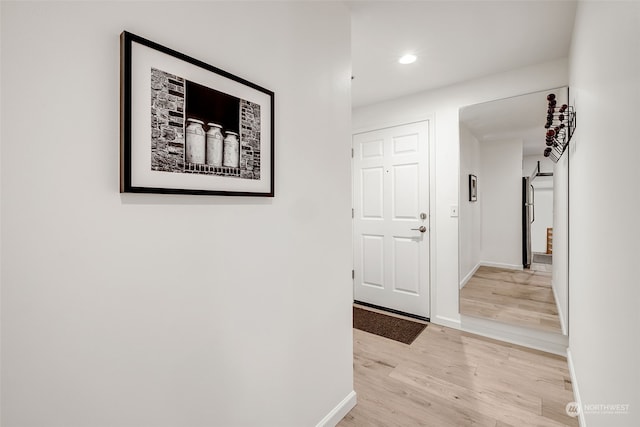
top-left (411, 226), bottom-right (427, 233)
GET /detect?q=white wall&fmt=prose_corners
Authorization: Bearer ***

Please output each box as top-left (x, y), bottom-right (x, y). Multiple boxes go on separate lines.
top-left (523, 155), bottom-right (554, 254)
top-left (568, 1), bottom-right (640, 426)
top-left (459, 123), bottom-right (481, 286)
top-left (353, 58), bottom-right (568, 328)
top-left (0, 2), bottom-right (354, 426)
top-left (480, 139), bottom-right (523, 269)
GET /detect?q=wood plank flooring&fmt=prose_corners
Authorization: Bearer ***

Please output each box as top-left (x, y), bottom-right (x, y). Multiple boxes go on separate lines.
top-left (339, 321), bottom-right (577, 427)
top-left (459, 266), bottom-right (562, 333)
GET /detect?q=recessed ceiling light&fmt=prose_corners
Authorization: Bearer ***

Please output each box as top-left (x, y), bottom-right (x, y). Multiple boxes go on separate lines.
top-left (398, 54), bottom-right (417, 65)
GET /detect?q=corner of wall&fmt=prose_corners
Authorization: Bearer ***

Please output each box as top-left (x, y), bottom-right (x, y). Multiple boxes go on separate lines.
top-left (551, 278), bottom-right (568, 336)
top-left (431, 315), bottom-right (462, 330)
top-left (459, 262), bottom-right (480, 289)
top-left (316, 391), bottom-right (356, 427)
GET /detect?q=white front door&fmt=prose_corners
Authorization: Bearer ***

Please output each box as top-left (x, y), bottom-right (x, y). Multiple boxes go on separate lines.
top-left (353, 121), bottom-right (430, 318)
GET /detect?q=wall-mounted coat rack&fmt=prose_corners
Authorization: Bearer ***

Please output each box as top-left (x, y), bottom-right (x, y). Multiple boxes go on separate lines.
top-left (543, 93), bottom-right (576, 163)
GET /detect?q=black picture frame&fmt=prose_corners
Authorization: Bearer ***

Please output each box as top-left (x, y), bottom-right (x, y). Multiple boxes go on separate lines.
top-left (469, 174), bottom-right (477, 202)
top-left (120, 31), bottom-right (275, 196)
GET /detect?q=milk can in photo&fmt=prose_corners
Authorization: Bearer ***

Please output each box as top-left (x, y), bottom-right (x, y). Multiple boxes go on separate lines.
top-left (185, 118), bottom-right (205, 164)
top-left (206, 123), bottom-right (224, 167)
top-left (223, 131), bottom-right (240, 168)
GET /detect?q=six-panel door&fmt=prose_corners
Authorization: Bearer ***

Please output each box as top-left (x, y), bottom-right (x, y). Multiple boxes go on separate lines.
top-left (353, 121), bottom-right (430, 318)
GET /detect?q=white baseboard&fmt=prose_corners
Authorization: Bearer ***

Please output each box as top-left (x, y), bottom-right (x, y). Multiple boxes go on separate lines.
top-left (551, 282), bottom-right (568, 336)
top-left (480, 261), bottom-right (523, 271)
top-left (431, 314), bottom-right (462, 330)
top-left (460, 314), bottom-right (569, 356)
top-left (316, 390), bottom-right (357, 427)
top-left (460, 263), bottom-right (481, 289)
top-left (566, 349), bottom-right (586, 427)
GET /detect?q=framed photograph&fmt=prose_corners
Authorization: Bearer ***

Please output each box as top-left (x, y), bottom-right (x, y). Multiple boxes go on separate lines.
top-left (469, 174), bottom-right (477, 202)
top-left (120, 31), bottom-right (274, 196)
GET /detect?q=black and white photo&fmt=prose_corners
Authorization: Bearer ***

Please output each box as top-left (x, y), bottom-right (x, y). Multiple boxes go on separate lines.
top-left (121, 31), bottom-right (274, 196)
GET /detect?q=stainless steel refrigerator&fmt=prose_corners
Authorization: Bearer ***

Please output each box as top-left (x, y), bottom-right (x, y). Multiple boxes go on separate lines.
top-left (523, 161), bottom-right (553, 268)
top-left (522, 176), bottom-right (534, 269)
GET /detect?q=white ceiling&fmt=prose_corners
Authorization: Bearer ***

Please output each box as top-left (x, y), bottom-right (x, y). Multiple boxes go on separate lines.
top-left (349, 0), bottom-right (577, 108)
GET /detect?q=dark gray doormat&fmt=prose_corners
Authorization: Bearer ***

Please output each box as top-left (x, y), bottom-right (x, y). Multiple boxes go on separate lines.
top-left (353, 306), bottom-right (427, 345)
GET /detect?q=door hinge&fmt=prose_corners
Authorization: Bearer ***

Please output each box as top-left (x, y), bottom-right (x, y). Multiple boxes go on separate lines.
top-left (351, 148), bottom-right (354, 158)
top-left (352, 269), bottom-right (355, 279)
top-left (352, 208), bottom-right (354, 218)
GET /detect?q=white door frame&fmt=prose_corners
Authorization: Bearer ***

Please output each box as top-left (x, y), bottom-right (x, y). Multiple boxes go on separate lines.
top-left (352, 115), bottom-right (437, 319)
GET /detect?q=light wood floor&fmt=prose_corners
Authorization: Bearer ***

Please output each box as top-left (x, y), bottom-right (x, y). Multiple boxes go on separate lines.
top-left (339, 323), bottom-right (577, 427)
top-left (459, 266), bottom-right (562, 333)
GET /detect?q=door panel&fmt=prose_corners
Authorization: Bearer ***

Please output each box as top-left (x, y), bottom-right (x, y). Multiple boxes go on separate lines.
top-left (362, 168), bottom-right (384, 218)
top-left (393, 237), bottom-right (420, 295)
top-left (353, 121), bottom-right (430, 318)
top-left (362, 235), bottom-right (384, 287)
top-left (392, 163), bottom-right (419, 219)
top-left (393, 133), bottom-right (419, 154)
top-left (361, 138), bottom-right (384, 158)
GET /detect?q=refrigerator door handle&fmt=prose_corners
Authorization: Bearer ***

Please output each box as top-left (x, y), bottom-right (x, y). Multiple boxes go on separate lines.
top-left (530, 184), bottom-right (535, 224)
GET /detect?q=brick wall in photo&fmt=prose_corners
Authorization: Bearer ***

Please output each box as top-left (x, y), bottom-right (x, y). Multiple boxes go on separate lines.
top-left (151, 68), bottom-right (185, 173)
top-left (240, 99), bottom-right (261, 180)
